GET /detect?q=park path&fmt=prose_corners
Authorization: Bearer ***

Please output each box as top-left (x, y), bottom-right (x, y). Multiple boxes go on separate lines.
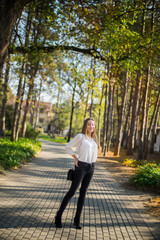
top-left (0, 140), bottom-right (159, 240)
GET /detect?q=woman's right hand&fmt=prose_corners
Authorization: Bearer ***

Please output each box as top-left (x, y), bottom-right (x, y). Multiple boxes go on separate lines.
top-left (75, 158), bottom-right (78, 167)
top-left (72, 154), bottom-right (78, 167)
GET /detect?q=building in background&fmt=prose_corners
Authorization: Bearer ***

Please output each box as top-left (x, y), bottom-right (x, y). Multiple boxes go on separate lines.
top-left (7, 92), bottom-right (54, 132)
top-left (154, 126), bottom-right (160, 152)
top-left (36, 101), bottom-right (54, 132)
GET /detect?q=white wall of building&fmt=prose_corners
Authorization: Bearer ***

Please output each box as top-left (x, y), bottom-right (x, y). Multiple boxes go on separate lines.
top-left (154, 130), bottom-right (160, 152)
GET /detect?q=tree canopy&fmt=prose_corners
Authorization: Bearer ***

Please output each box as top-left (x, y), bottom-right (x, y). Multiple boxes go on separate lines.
top-left (0, 0), bottom-right (160, 159)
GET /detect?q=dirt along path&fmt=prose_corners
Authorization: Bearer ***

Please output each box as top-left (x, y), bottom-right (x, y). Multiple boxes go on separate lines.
top-left (97, 149), bottom-right (160, 222)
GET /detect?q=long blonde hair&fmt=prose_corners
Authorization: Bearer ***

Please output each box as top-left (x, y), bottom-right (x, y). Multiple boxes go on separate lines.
top-left (81, 117), bottom-right (96, 140)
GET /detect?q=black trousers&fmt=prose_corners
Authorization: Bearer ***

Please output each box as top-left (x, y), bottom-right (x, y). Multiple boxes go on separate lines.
top-left (57, 161), bottom-right (95, 223)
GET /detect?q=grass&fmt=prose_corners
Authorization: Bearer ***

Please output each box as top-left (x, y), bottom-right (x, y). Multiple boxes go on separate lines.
top-left (0, 138), bottom-right (41, 170)
top-left (39, 134), bottom-right (68, 143)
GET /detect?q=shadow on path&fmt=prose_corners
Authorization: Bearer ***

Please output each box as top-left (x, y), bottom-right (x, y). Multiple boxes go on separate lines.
top-left (0, 140), bottom-right (159, 240)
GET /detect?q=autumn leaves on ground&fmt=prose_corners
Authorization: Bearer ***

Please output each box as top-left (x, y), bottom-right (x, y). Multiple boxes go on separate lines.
top-left (97, 149), bottom-right (160, 220)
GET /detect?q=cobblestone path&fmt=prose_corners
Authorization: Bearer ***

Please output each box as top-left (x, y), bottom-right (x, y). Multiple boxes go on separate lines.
top-left (0, 140), bottom-right (159, 240)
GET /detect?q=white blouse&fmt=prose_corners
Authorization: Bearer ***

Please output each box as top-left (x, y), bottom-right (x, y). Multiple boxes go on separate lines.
top-left (65, 133), bottom-right (97, 164)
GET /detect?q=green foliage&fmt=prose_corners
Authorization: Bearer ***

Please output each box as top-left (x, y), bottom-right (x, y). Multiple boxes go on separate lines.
top-left (25, 124), bottom-right (40, 140)
top-left (0, 138), bottom-right (41, 170)
top-left (122, 158), bottom-right (150, 168)
top-left (123, 158), bottom-right (159, 167)
top-left (36, 127), bottom-right (44, 135)
top-left (123, 159), bottom-right (160, 192)
top-left (5, 130), bottom-right (11, 136)
top-left (5, 105), bottom-right (14, 131)
top-left (131, 163), bottom-right (160, 192)
top-left (3, 0), bottom-right (160, 164)
top-left (123, 158), bottom-right (139, 167)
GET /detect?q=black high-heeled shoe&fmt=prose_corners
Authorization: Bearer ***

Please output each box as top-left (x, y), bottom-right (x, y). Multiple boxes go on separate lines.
top-left (55, 215), bottom-right (62, 228)
top-left (73, 221), bottom-right (82, 229)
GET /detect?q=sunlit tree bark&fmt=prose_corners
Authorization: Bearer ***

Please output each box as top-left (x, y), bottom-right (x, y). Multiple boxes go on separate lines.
top-left (0, 54), bottom-right (10, 136)
top-left (114, 70), bottom-right (129, 156)
top-left (127, 71), bottom-right (142, 155)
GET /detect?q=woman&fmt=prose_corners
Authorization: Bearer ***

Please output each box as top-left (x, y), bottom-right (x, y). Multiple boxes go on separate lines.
top-left (55, 117), bottom-right (97, 229)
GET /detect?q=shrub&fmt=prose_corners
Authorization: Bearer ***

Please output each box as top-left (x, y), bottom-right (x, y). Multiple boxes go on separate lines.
top-left (123, 158), bottom-right (148, 167)
top-left (5, 130), bottom-right (11, 136)
top-left (123, 158), bottom-right (139, 167)
top-left (131, 163), bottom-right (160, 192)
top-left (36, 127), bottom-right (44, 134)
top-left (25, 124), bottom-right (39, 140)
top-left (0, 138), bottom-right (41, 170)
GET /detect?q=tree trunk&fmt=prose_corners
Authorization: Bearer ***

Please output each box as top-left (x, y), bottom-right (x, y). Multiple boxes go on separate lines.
top-left (104, 81), bottom-right (114, 156)
top-left (0, 54), bottom-right (10, 136)
top-left (143, 86), bottom-right (151, 159)
top-left (15, 70), bottom-right (27, 141)
top-left (102, 64), bottom-right (110, 153)
top-left (11, 6), bottom-right (33, 141)
top-left (56, 69), bottom-right (61, 109)
top-left (90, 58), bottom-right (95, 117)
top-left (84, 80), bottom-right (90, 120)
top-left (102, 84), bottom-right (108, 153)
top-left (67, 80), bottom-right (77, 142)
top-left (20, 3), bottom-right (45, 138)
top-left (144, 93), bottom-right (159, 158)
top-left (34, 77), bottom-right (43, 129)
top-left (11, 60), bottom-right (25, 141)
top-left (114, 70), bottom-right (129, 156)
top-left (0, 55), bottom-right (5, 103)
top-left (138, 0), bottom-right (155, 159)
top-left (34, 100), bottom-right (40, 130)
top-left (138, 68), bottom-right (151, 160)
top-left (107, 84), bottom-right (115, 152)
top-left (20, 65), bottom-right (37, 138)
top-left (122, 84), bottom-right (133, 148)
top-left (150, 99), bottom-right (160, 153)
top-left (30, 95), bottom-right (36, 126)
top-left (142, 0), bottom-right (156, 158)
top-left (0, 0), bottom-right (30, 80)
top-left (97, 84), bottom-right (104, 148)
top-left (127, 71), bottom-right (142, 155)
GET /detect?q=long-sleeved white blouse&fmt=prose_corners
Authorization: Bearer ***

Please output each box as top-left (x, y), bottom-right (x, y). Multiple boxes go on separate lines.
top-left (65, 133), bottom-right (97, 164)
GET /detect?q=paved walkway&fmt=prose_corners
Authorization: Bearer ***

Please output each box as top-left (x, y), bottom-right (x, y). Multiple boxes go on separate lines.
top-left (0, 140), bottom-right (160, 240)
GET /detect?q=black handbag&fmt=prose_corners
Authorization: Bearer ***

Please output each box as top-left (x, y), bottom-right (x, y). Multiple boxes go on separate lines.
top-left (67, 169), bottom-right (75, 181)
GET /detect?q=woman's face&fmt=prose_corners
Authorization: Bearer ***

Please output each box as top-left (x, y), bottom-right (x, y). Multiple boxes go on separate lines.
top-left (86, 120), bottom-right (95, 135)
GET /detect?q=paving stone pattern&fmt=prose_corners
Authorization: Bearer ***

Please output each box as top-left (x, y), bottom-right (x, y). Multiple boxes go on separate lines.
top-left (0, 140), bottom-right (159, 240)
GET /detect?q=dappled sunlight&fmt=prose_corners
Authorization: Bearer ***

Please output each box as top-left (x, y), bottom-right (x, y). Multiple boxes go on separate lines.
top-left (0, 141), bottom-right (159, 239)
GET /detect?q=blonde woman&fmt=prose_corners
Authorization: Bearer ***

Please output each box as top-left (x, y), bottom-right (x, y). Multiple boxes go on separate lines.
top-left (55, 117), bottom-right (97, 229)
